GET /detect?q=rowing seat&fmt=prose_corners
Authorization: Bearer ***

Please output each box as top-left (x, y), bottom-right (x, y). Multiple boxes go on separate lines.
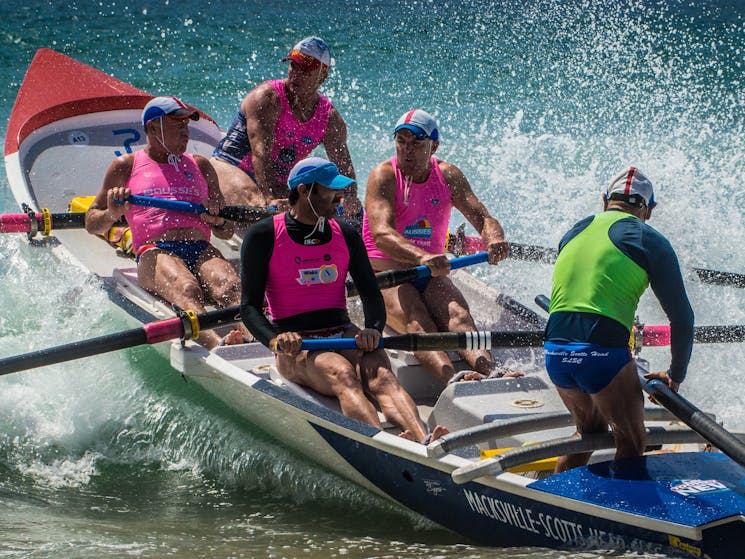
top-left (112, 267), bottom-right (174, 318)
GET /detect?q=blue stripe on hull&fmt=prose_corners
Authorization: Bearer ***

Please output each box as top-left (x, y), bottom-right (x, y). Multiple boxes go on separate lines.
top-left (314, 426), bottom-right (745, 558)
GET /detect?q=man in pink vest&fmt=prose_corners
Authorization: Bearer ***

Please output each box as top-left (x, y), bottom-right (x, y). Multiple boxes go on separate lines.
top-left (86, 96), bottom-right (249, 349)
top-left (211, 37), bottom-right (361, 224)
top-left (240, 157), bottom-right (445, 442)
top-left (362, 110), bottom-right (519, 385)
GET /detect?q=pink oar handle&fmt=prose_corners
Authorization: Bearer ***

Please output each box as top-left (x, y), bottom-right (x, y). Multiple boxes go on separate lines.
top-left (0, 213), bottom-right (33, 233)
top-left (642, 325), bottom-right (671, 346)
top-left (142, 317), bottom-right (184, 344)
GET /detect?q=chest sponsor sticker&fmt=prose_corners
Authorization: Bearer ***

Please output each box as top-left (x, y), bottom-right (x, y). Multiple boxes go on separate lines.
top-left (296, 264), bottom-right (339, 285)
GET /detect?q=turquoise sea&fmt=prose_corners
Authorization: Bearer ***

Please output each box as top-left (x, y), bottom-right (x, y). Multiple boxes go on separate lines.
top-left (1, 1), bottom-right (744, 557)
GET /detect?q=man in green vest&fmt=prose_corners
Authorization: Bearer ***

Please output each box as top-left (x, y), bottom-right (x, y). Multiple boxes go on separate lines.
top-left (544, 167), bottom-right (694, 472)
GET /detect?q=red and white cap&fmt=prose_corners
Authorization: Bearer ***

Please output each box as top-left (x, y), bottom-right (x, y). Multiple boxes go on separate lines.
top-left (282, 37), bottom-right (331, 71)
top-left (394, 109), bottom-right (439, 141)
top-left (606, 167), bottom-right (656, 208)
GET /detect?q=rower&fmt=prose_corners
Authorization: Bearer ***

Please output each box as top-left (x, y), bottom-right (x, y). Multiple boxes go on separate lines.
top-left (85, 96), bottom-right (250, 349)
top-left (240, 156), bottom-right (445, 442)
top-left (362, 109), bottom-right (523, 384)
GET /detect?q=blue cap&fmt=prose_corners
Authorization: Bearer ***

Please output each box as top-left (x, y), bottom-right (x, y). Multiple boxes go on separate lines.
top-left (142, 96), bottom-right (199, 127)
top-left (287, 157), bottom-right (355, 190)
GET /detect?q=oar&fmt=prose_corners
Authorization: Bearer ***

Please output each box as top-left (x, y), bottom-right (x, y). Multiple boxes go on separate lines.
top-left (0, 307), bottom-right (241, 377)
top-left (691, 267), bottom-right (745, 288)
top-left (535, 295), bottom-right (745, 347)
top-left (0, 252), bottom-right (492, 375)
top-left (122, 195), bottom-right (277, 223)
top-left (345, 252), bottom-right (488, 297)
top-left (637, 363), bottom-right (745, 469)
top-left (298, 330), bottom-right (545, 352)
top-left (446, 232), bottom-right (557, 264)
top-left (0, 208), bottom-right (85, 236)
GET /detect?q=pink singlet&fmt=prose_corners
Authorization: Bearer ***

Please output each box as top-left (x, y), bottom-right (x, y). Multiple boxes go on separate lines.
top-left (124, 150), bottom-right (211, 251)
top-left (238, 79), bottom-right (332, 188)
top-left (362, 157), bottom-right (453, 260)
top-left (265, 213), bottom-right (349, 321)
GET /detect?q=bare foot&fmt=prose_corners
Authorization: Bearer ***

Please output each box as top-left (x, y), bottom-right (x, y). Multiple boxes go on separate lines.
top-left (400, 425), bottom-right (450, 445)
top-left (501, 370), bottom-right (524, 378)
top-left (429, 424), bottom-right (449, 441)
top-left (221, 329), bottom-right (248, 346)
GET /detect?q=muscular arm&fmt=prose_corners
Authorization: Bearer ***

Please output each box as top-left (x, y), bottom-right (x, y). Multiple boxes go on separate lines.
top-left (323, 108), bottom-right (360, 218)
top-left (364, 162), bottom-right (435, 266)
top-left (84, 154), bottom-right (134, 235)
top-left (610, 218), bottom-right (695, 383)
top-left (244, 84), bottom-right (282, 203)
top-left (340, 221), bottom-right (386, 332)
top-left (644, 231), bottom-right (695, 383)
top-left (195, 154), bottom-right (234, 239)
top-left (239, 218), bottom-right (278, 347)
top-left (444, 162), bottom-right (508, 264)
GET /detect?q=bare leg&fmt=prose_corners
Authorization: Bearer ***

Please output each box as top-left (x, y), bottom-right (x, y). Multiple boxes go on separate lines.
top-left (210, 157), bottom-right (266, 207)
top-left (591, 361), bottom-right (647, 461)
top-left (197, 250), bottom-right (253, 341)
top-left (554, 360), bottom-right (646, 472)
top-left (137, 249), bottom-right (222, 348)
top-left (381, 283), bottom-right (457, 384)
top-left (423, 277), bottom-right (496, 376)
top-left (354, 347), bottom-right (428, 441)
top-left (277, 350), bottom-right (382, 427)
top-left (554, 387), bottom-right (607, 472)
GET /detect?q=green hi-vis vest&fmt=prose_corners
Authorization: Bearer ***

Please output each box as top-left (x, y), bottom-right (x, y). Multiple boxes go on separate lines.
top-left (549, 211), bottom-right (649, 331)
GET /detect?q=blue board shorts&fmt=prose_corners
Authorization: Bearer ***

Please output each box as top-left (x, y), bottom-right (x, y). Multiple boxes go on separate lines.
top-left (544, 341), bottom-right (632, 394)
top-left (136, 240), bottom-right (211, 274)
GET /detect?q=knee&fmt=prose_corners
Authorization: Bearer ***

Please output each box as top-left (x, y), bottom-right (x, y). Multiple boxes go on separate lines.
top-left (447, 302), bottom-right (472, 326)
top-left (211, 275), bottom-right (241, 306)
top-left (179, 276), bottom-right (206, 303)
top-left (329, 365), bottom-right (363, 395)
top-left (366, 366), bottom-right (400, 395)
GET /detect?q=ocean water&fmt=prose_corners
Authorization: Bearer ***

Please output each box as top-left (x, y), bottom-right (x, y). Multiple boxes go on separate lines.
top-left (1, 0), bottom-right (744, 557)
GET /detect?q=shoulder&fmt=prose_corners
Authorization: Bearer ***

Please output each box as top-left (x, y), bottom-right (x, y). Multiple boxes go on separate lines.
top-left (558, 215), bottom-right (595, 250)
top-left (243, 215), bottom-right (276, 242)
top-left (639, 221), bottom-right (675, 253)
top-left (366, 160), bottom-right (396, 191)
top-left (106, 152), bottom-right (136, 177)
top-left (244, 81), bottom-right (281, 112)
top-left (438, 159), bottom-right (467, 185)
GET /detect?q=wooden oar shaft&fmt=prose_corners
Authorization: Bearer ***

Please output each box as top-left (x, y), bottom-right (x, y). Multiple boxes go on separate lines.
top-left (637, 364), bottom-right (745, 468)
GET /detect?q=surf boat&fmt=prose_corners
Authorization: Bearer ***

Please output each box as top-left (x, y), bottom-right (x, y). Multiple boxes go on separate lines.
top-left (4, 48), bottom-right (745, 558)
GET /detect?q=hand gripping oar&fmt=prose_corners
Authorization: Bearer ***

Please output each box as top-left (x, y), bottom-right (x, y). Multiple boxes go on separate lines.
top-left (122, 195), bottom-right (277, 224)
top-left (637, 363), bottom-right (745, 468)
top-left (0, 307), bottom-right (241, 377)
top-left (0, 204), bottom-right (85, 237)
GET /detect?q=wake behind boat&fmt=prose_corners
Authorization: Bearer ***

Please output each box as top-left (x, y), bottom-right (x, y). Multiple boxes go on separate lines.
top-left (3, 48), bottom-right (745, 558)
